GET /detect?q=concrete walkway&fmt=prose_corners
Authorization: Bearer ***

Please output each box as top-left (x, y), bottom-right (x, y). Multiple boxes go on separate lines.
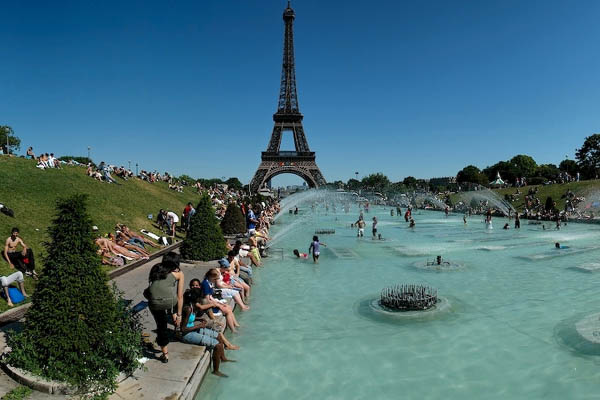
top-left (109, 256), bottom-right (219, 400)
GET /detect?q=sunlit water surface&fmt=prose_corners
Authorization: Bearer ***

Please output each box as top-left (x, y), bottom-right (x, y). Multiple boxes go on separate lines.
top-left (199, 205), bottom-right (600, 400)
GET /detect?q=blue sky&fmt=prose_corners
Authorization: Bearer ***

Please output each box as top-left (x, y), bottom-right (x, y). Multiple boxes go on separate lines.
top-left (2, 0), bottom-right (600, 186)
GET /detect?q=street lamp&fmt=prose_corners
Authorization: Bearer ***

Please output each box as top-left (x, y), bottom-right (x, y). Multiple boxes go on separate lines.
top-left (87, 146), bottom-right (91, 160)
top-left (128, 160), bottom-right (131, 170)
top-left (135, 163), bottom-right (138, 176)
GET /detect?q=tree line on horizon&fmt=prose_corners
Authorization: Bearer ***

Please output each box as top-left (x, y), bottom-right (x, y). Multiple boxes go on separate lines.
top-left (324, 134), bottom-right (600, 193)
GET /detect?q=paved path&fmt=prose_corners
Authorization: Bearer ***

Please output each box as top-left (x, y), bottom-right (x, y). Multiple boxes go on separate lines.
top-left (110, 256), bottom-right (219, 400)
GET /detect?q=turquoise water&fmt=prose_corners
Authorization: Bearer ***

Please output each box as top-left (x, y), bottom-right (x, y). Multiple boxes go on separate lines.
top-left (199, 203), bottom-right (600, 400)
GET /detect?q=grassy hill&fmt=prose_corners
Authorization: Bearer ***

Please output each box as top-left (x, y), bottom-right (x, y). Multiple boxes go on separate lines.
top-left (492, 180), bottom-right (600, 212)
top-left (0, 156), bottom-right (201, 310)
top-left (449, 180), bottom-right (600, 213)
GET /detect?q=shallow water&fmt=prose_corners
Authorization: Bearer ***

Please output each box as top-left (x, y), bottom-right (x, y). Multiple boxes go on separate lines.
top-left (199, 205), bottom-right (600, 400)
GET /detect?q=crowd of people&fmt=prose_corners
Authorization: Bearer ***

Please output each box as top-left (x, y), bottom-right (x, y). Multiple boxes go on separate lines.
top-left (144, 198), bottom-right (279, 377)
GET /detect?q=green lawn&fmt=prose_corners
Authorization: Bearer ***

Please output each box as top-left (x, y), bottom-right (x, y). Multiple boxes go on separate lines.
top-left (0, 156), bottom-right (200, 311)
top-left (493, 180), bottom-right (600, 211)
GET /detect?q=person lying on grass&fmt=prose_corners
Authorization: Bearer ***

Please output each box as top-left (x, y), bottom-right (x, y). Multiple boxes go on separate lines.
top-left (95, 237), bottom-right (146, 260)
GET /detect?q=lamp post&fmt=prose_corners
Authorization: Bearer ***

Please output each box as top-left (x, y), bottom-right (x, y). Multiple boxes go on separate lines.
top-left (128, 160), bottom-right (131, 171)
top-left (5, 129), bottom-right (9, 155)
top-left (87, 146), bottom-right (91, 161)
top-left (136, 163), bottom-right (138, 176)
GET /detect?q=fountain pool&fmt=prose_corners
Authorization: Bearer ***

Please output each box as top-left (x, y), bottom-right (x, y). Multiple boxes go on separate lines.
top-left (199, 200), bottom-right (600, 400)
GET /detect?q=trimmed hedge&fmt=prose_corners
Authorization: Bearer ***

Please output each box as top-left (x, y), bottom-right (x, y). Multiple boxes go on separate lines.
top-left (5, 195), bottom-right (143, 396)
top-left (220, 203), bottom-right (246, 235)
top-left (181, 193), bottom-right (227, 261)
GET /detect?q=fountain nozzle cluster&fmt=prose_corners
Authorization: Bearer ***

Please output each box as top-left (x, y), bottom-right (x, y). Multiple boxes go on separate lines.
top-left (380, 284), bottom-right (438, 311)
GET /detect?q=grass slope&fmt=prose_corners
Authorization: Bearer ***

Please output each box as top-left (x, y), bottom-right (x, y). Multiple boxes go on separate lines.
top-left (0, 157), bottom-right (199, 311)
top-left (493, 180), bottom-right (600, 212)
top-left (448, 180), bottom-right (600, 212)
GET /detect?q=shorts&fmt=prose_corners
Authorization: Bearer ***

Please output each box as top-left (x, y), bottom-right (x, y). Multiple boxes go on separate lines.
top-left (313, 252), bottom-right (320, 257)
top-left (239, 249), bottom-right (249, 257)
top-left (358, 228), bottom-right (364, 235)
top-left (182, 328), bottom-right (219, 348)
top-left (372, 229), bottom-right (377, 235)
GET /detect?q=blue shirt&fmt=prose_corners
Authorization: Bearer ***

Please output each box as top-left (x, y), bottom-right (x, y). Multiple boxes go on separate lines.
top-left (247, 210), bottom-right (257, 230)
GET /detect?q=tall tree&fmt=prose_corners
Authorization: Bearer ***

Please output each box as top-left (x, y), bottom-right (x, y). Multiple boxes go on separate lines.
top-left (456, 165), bottom-right (488, 185)
top-left (0, 126), bottom-right (21, 153)
top-left (181, 193), bottom-right (227, 261)
top-left (509, 154), bottom-right (538, 178)
top-left (225, 177), bottom-right (243, 190)
top-left (559, 159), bottom-right (579, 175)
top-left (361, 173), bottom-right (390, 192)
top-left (6, 195), bottom-right (142, 394)
top-left (402, 176), bottom-right (417, 187)
top-left (576, 134), bottom-right (600, 179)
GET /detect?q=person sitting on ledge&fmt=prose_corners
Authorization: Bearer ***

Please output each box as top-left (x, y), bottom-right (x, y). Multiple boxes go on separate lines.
top-left (216, 260), bottom-right (250, 311)
top-left (1, 271), bottom-right (28, 307)
top-left (201, 269), bottom-right (240, 333)
top-left (180, 289), bottom-right (238, 377)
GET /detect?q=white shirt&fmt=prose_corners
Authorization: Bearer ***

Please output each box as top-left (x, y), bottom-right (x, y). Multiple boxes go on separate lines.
top-left (167, 211), bottom-right (179, 223)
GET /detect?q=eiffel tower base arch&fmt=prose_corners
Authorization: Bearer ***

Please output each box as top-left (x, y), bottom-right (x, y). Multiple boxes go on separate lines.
top-left (250, 160), bottom-right (326, 193)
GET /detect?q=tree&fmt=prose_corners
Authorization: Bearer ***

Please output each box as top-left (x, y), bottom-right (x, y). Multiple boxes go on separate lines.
top-left (220, 203), bottom-right (246, 234)
top-left (225, 177), bottom-right (243, 190)
top-left (6, 195), bottom-right (142, 394)
top-left (535, 164), bottom-right (559, 180)
top-left (0, 126), bottom-right (21, 153)
top-left (403, 176), bottom-right (417, 187)
top-left (456, 165), bottom-right (488, 185)
top-left (361, 173), bottom-right (390, 192)
top-left (576, 134), bottom-right (600, 179)
top-left (509, 154), bottom-right (538, 178)
top-left (181, 193), bottom-right (227, 261)
top-left (559, 159), bottom-right (579, 175)
top-left (346, 179), bottom-right (361, 191)
top-left (483, 161), bottom-right (518, 183)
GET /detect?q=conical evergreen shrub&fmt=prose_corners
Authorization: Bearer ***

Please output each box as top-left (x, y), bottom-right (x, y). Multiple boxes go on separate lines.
top-left (220, 202), bottom-right (246, 235)
top-left (6, 195), bottom-right (142, 395)
top-left (181, 193), bottom-right (226, 261)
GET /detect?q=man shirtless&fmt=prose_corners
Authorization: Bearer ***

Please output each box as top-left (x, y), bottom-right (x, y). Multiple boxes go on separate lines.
top-left (4, 228), bottom-right (37, 279)
top-left (355, 217), bottom-right (366, 237)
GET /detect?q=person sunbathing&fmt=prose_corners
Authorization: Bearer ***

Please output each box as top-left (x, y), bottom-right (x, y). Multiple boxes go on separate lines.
top-left (224, 252), bottom-right (251, 299)
top-left (95, 237), bottom-right (144, 260)
top-left (119, 225), bottom-right (159, 248)
top-left (108, 233), bottom-right (150, 257)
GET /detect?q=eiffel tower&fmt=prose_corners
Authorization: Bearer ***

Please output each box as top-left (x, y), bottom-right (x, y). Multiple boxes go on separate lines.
top-left (249, 1), bottom-right (326, 193)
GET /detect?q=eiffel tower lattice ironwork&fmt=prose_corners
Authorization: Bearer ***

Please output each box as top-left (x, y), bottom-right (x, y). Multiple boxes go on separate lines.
top-left (249, 2), bottom-right (326, 193)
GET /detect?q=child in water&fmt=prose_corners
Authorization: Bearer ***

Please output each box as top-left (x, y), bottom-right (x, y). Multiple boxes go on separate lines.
top-left (293, 249), bottom-right (309, 259)
top-left (308, 235), bottom-right (326, 263)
